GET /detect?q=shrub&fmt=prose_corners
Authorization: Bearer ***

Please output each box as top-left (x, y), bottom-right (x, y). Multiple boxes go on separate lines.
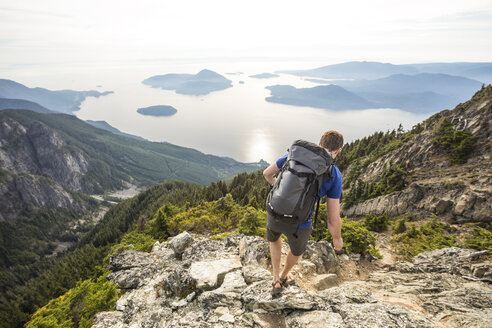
top-left (364, 214), bottom-right (390, 232)
top-left (392, 219), bottom-right (458, 259)
top-left (209, 231), bottom-right (240, 240)
top-left (322, 217), bottom-right (379, 255)
top-left (110, 229), bottom-right (156, 254)
top-left (464, 226), bottom-right (492, 252)
top-left (25, 275), bottom-right (118, 328)
top-left (238, 207), bottom-right (267, 237)
top-left (393, 218), bottom-right (407, 234)
top-left (432, 118), bottom-right (477, 164)
top-left (167, 194), bottom-right (246, 235)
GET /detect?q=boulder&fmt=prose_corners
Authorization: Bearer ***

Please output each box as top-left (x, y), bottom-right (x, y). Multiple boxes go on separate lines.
top-left (189, 257), bottom-right (242, 290)
top-left (169, 231), bottom-right (193, 256)
top-left (311, 273), bottom-right (338, 291)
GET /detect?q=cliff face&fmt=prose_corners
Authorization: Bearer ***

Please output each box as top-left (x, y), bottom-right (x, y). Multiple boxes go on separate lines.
top-left (0, 117), bottom-right (90, 190)
top-left (0, 118), bottom-right (91, 219)
top-left (342, 87), bottom-right (492, 223)
top-left (92, 232), bottom-right (492, 328)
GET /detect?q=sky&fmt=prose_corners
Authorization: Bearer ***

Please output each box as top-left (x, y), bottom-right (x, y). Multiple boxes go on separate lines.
top-left (1, 0), bottom-right (492, 69)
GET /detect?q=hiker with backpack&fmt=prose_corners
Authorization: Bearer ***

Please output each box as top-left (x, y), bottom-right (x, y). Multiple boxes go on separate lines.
top-left (263, 131), bottom-right (344, 295)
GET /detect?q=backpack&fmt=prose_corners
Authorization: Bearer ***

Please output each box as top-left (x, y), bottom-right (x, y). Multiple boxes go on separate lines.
top-left (266, 140), bottom-right (333, 229)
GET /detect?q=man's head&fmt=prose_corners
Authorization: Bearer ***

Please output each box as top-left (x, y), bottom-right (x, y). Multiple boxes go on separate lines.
top-left (319, 130), bottom-right (344, 158)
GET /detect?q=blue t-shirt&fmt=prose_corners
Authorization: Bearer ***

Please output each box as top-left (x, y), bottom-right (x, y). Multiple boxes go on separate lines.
top-left (276, 153), bottom-right (342, 228)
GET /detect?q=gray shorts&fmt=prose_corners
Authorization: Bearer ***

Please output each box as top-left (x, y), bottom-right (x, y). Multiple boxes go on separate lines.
top-left (266, 213), bottom-right (312, 256)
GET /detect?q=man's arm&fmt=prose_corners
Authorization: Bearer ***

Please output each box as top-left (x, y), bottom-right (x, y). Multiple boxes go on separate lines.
top-left (263, 163), bottom-right (279, 186)
top-left (326, 197), bottom-right (343, 251)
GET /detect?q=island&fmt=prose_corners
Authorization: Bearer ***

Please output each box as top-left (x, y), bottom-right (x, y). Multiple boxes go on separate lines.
top-left (249, 73), bottom-right (280, 79)
top-left (265, 72), bottom-right (483, 113)
top-left (0, 79), bottom-right (113, 115)
top-left (142, 69), bottom-right (233, 96)
top-left (265, 84), bottom-right (373, 110)
top-left (137, 105), bottom-right (177, 117)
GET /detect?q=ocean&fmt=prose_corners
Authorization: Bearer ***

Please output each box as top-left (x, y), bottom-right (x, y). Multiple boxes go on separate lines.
top-left (2, 59), bottom-right (429, 164)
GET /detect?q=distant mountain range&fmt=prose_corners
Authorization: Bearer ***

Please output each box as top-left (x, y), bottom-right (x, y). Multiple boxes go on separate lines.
top-left (142, 69), bottom-right (233, 95)
top-left (278, 61), bottom-right (492, 83)
top-left (0, 79), bottom-right (113, 114)
top-left (267, 70), bottom-right (485, 112)
top-left (0, 97), bottom-right (53, 113)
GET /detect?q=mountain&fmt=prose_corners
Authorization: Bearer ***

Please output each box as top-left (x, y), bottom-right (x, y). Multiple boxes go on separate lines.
top-left (85, 120), bottom-right (147, 141)
top-left (338, 85), bottom-right (492, 223)
top-left (0, 98), bottom-right (53, 113)
top-left (265, 84), bottom-right (373, 110)
top-left (278, 61), bottom-right (419, 79)
top-left (405, 62), bottom-right (492, 83)
top-left (279, 61), bottom-right (492, 83)
top-left (336, 73), bottom-right (483, 112)
top-left (7, 88), bottom-right (492, 328)
top-left (265, 74), bottom-right (483, 113)
top-left (142, 69), bottom-right (233, 95)
top-left (0, 79), bottom-right (113, 114)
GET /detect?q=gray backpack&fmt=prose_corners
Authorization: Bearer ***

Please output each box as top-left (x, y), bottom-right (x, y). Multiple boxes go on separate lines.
top-left (266, 140), bottom-right (333, 230)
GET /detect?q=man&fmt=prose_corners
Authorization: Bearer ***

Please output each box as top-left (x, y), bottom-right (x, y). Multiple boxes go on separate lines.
top-left (262, 130), bottom-right (344, 294)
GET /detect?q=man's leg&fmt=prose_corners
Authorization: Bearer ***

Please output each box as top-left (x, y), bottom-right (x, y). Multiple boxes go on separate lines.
top-left (269, 237), bottom-right (282, 288)
top-left (280, 250), bottom-right (300, 280)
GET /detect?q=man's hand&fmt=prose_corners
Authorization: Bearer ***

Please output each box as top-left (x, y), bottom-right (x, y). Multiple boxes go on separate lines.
top-left (332, 237), bottom-right (343, 251)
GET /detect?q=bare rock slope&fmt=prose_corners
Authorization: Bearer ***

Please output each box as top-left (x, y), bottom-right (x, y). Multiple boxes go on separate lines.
top-left (342, 87), bottom-right (492, 223)
top-left (92, 232), bottom-right (492, 328)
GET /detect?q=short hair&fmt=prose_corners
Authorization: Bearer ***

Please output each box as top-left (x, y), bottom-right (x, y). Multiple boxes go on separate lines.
top-left (320, 130), bottom-right (344, 151)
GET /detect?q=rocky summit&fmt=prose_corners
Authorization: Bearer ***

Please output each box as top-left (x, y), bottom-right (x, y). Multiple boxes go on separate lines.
top-left (92, 232), bottom-right (492, 328)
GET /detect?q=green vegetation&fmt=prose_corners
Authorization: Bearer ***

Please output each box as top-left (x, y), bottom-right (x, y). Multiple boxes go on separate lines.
top-left (461, 84), bottom-right (492, 108)
top-left (342, 162), bottom-right (407, 209)
top-left (3, 170), bottom-right (271, 328)
top-left (364, 214), bottom-right (390, 232)
top-left (0, 109), bottom-right (265, 189)
top-left (464, 225), bottom-right (492, 252)
top-left (311, 208), bottom-right (381, 257)
top-left (25, 274), bottom-right (118, 328)
top-left (432, 117), bottom-right (477, 164)
top-left (393, 218), bottom-right (408, 234)
top-left (392, 219), bottom-right (459, 259)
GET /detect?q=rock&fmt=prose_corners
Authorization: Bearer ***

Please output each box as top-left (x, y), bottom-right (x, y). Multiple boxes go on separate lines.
top-left (242, 264), bottom-right (272, 284)
top-left (214, 306), bottom-right (230, 316)
top-left (242, 280), bottom-right (316, 312)
top-left (108, 250), bottom-right (154, 271)
top-left (156, 267), bottom-right (195, 298)
top-left (189, 257), bottom-right (242, 290)
top-left (286, 310), bottom-right (344, 328)
top-left (246, 312), bottom-right (287, 328)
top-left (169, 231), bottom-right (193, 256)
top-left (239, 236), bottom-right (271, 268)
top-left (336, 302), bottom-right (434, 328)
top-left (471, 262), bottom-right (492, 278)
top-left (431, 199), bottom-right (454, 215)
top-left (317, 285), bottom-right (377, 306)
top-left (219, 313), bottom-right (235, 323)
top-left (91, 311), bottom-right (125, 328)
top-left (396, 247), bottom-right (491, 278)
top-left (302, 241), bottom-right (338, 274)
top-left (107, 267), bottom-right (152, 289)
top-left (216, 269), bottom-right (247, 293)
top-left (312, 273), bottom-right (338, 290)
